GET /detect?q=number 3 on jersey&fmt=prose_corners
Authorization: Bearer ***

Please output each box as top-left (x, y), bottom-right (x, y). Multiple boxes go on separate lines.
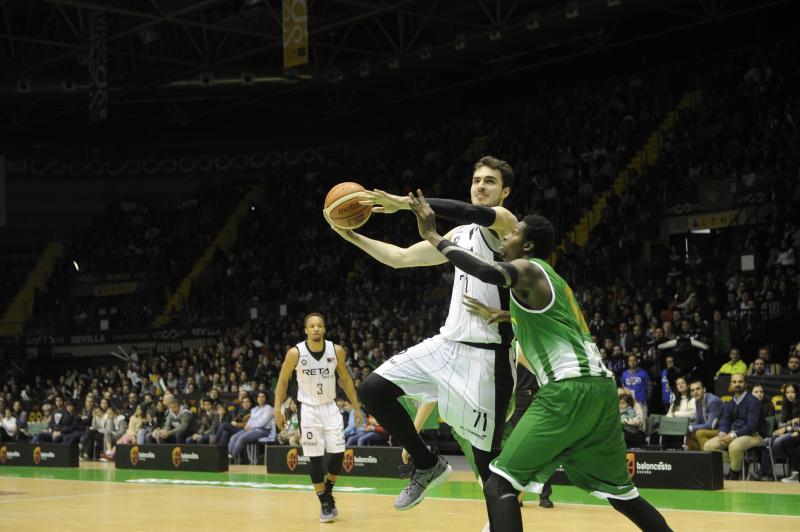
top-left (316, 383), bottom-right (324, 395)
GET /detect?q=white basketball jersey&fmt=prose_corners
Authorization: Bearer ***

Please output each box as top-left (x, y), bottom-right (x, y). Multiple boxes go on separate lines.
top-left (439, 224), bottom-right (509, 345)
top-left (295, 340), bottom-right (338, 405)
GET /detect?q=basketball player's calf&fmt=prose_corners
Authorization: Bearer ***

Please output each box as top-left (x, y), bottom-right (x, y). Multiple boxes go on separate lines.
top-left (310, 452), bottom-right (344, 519)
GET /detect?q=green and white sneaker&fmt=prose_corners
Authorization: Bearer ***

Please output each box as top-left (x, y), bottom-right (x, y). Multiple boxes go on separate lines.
top-left (394, 455), bottom-right (453, 511)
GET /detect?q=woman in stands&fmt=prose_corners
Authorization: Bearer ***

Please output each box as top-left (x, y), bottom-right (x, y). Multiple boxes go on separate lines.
top-left (751, 384), bottom-right (776, 420)
top-left (757, 384), bottom-right (799, 480)
top-left (0, 407), bottom-right (18, 441)
top-left (666, 377), bottom-right (696, 421)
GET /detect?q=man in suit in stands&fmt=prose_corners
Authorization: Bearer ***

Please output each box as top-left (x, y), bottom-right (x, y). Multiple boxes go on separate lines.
top-left (686, 380), bottom-right (723, 451)
top-left (703, 374), bottom-right (762, 480)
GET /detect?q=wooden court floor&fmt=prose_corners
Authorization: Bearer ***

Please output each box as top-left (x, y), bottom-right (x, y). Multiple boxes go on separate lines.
top-left (1, 465), bottom-right (799, 531)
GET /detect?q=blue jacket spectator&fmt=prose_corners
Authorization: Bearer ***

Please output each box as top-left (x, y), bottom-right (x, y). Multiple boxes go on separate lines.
top-left (689, 390), bottom-right (723, 433)
top-left (622, 355), bottom-right (650, 406)
top-left (660, 369), bottom-right (671, 406)
top-left (718, 391), bottom-right (761, 437)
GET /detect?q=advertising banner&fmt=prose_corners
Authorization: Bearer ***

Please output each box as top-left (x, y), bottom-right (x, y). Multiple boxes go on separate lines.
top-left (25, 326), bottom-right (224, 347)
top-left (551, 450), bottom-right (723, 490)
top-left (266, 445), bottom-right (403, 478)
top-left (0, 443), bottom-right (79, 467)
top-left (88, 12), bottom-right (108, 123)
top-left (282, 0), bottom-right (308, 68)
top-left (115, 444), bottom-right (228, 472)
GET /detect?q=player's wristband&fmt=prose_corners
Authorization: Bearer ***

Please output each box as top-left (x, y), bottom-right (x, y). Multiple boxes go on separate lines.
top-left (427, 198), bottom-right (496, 227)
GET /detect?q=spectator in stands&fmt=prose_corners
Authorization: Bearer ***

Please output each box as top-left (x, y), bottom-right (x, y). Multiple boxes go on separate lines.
top-left (757, 384), bottom-right (800, 481)
top-left (227, 391), bottom-right (274, 460)
top-left (589, 312), bottom-right (609, 340)
top-left (687, 380), bottom-right (723, 451)
top-left (666, 377), bottom-right (696, 421)
top-left (748, 347), bottom-right (782, 375)
top-left (101, 407), bottom-right (127, 461)
top-left (215, 403), bottom-right (231, 425)
top-left (782, 355), bottom-right (800, 377)
top-left (80, 407), bottom-right (107, 459)
top-left (704, 374), bottom-right (763, 480)
top-left (607, 345), bottom-right (626, 377)
top-left (39, 403), bottom-right (53, 427)
top-left (187, 397), bottom-right (219, 444)
top-left (344, 401), bottom-right (367, 440)
top-left (778, 434), bottom-right (800, 483)
top-left (277, 399), bottom-right (301, 446)
top-left (138, 396), bottom-right (166, 444)
top-left (64, 394), bottom-right (94, 447)
top-left (716, 348), bottom-right (747, 376)
top-left (747, 358), bottom-right (770, 383)
top-left (619, 394), bottom-right (645, 447)
top-left (622, 354), bottom-right (650, 416)
top-left (150, 396), bottom-right (196, 444)
top-left (711, 310), bottom-right (732, 359)
top-left (105, 404), bottom-right (145, 459)
top-left (11, 401), bottom-right (28, 440)
top-left (0, 407), bottom-right (17, 441)
top-left (123, 392), bottom-right (139, 418)
top-left (616, 323), bottom-right (632, 353)
top-left (346, 414), bottom-right (388, 446)
top-left (32, 396), bottom-right (76, 444)
top-left (751, 385), bottom-right (775, 420)
top-left (659, 355), bottom-right (676, 413)
top-left (212, 394), bottom-right (252, 447)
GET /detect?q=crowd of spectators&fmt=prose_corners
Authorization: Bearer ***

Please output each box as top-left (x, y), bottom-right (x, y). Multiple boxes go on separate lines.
top-left (1, 40), bottom-right (799, 481)
top-left (25, 185), bottom-right (244, 335)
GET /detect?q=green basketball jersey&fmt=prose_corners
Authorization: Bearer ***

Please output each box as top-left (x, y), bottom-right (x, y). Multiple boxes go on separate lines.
top-left (510, 258), bottom-right (613, 386)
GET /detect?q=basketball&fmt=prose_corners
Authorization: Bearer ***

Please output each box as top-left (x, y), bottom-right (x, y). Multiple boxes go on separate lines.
top-left (324, 181), bottom-right (372, 230)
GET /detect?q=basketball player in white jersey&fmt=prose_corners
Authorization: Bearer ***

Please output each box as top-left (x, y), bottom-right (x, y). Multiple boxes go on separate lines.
top-left (274, 312), bottom-right (363, 523)
top-left (324, 156), bottom-right (518, 515)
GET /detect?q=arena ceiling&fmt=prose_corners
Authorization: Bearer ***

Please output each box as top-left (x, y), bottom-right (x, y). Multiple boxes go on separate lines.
top-left (0, 0), bottom-right (793, 144)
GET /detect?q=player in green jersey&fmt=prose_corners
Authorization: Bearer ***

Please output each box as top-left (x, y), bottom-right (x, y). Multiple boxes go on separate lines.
top-left (408, 190), bottom-right (671, 532)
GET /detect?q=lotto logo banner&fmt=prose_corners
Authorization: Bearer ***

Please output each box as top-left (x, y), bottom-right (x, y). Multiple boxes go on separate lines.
top-left (115, 444), bottom-right (227, 472)
top-left (0, 443), bottom-right (78, 467)
top-left (282, 0), bottom-right (308, 69)
top-left (267, 446), bottom-right (402, 478)
top-left (551, 450), bottom-right (723, 490)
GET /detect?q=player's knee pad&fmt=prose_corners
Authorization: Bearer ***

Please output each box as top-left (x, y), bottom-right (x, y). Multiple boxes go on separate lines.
top-left (483, 473), bottom-right (518, 503)
top-left (327, 452), bottom-right (344, 476)
top-left (309, 456), bottom-right (325, 485)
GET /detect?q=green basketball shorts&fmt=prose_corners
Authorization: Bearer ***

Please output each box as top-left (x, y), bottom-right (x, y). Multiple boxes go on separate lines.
top-left (489, 376), bottom-right (639, 500)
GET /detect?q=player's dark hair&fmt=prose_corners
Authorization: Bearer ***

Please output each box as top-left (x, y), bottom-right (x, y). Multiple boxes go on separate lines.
top-left (474, 155), bottom-right (515, 189)
top-left (521, 214), bottom-right (555, 259)
top-left (304, 312), bottom-right (325, 327)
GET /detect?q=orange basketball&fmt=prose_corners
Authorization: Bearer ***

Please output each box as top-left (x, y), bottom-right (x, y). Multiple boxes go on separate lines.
top-left (324, 181), bottom-right (372, 230)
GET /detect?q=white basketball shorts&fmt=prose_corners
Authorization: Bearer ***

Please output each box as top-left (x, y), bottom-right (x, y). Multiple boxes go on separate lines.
top-left (374, 334), bottom-right (516, 452)
top-left (299, 401), bottom-right (346, 457)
